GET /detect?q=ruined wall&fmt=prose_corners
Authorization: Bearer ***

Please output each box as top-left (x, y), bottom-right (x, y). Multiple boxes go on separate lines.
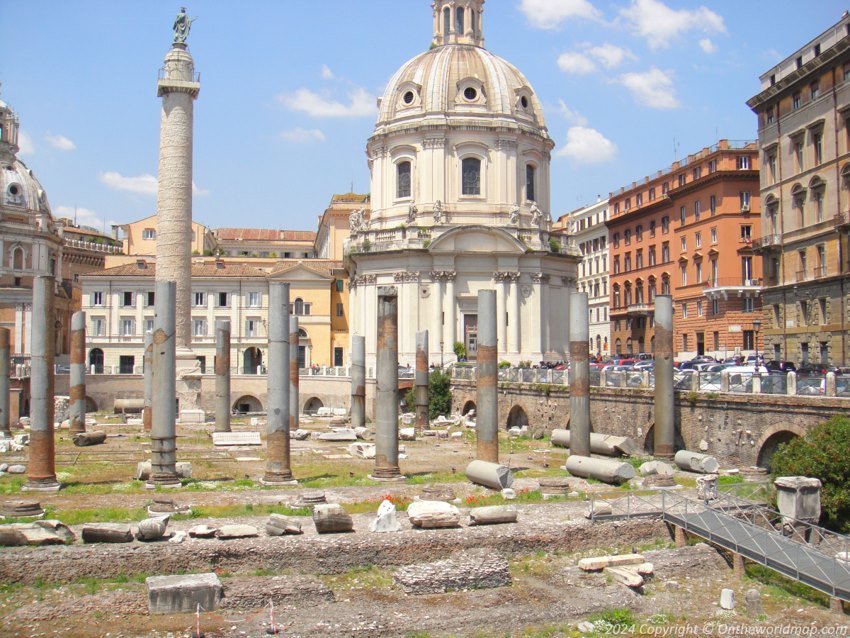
top-left (450, 380), bottom-right (849, 467)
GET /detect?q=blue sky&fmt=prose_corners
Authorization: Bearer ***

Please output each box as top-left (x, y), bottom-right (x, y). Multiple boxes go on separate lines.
top-left (1, 0), bottom-right (846, 233)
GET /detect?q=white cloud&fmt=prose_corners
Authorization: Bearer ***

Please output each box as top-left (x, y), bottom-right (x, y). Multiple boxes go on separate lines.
top-left (699, 38), bottom-right (717, 54)
top-left (276, 87), bottom-right (376, 118)
top-left (556, 126), bottom-right (617, 164)
top-left (45, 133), bottom-right (76, 151)
top-left (557, 100), bottom-right (588, 126)
top-left (616, 67), bottom-right (679, 109)
top-left (321, 65), bottom-right (335, 80)
top-left (280, 128), bottom-right (326, 144)
top-left (54, 205), bottom-right (118, 232)
top-left (192, 181), bottom-right (209, 196)
top-left (620, 0), bottom-right (725, 50)
top-left (99, 171), bottom-right (158, 195)
top-left (519, 0), bottom-right (601, 30)
top-left (588, 44), bottom-right (636, 69)
top-left (557, 52), bottom-right (597, 75)
top-left (17, 130), bottom-right (34, 155)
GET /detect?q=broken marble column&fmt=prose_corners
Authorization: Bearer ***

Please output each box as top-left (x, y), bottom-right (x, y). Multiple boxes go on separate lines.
top-left (469, 505), bottom-right (518, 526)
top-left (569, 292), bottom-right (591, 458)
top-left (25, 276), bottom-right (59, 492)
top-left (696, 474), bottom-right (719, 501)
top-left (415, 330), bottom-right (429, 432)
top-left (214, 320), bottom-right (231, 433)
top-left (369, 499), bottom-right (401, 532)
top-left (373, 286), bottom-right (402, 479)
top-left (69, 311), bottom-right (86, 434)
top-left (143, 331), bottom-right (153, 432)
top-left (674, 450), bottom-right (719, 474)
top-left (0, 327), bottom-right (9, 438)
top-left (476, 290), bottom-right (498, 463)
top-left (290, 316), bottom-right (300, 434)
top-left (654, 294), bottom-right (675, 457)
top-left (351, 335), bottom-right (366, 430)
top-left (146, 573), bottom-right (222, 615)
top-left (149, 280), bottom-right (180, 488)
top-left (465, 459), bottom-right (513, 490)
top-left (565, 455), bottom-right (635, 485)
top-left (263, 282), bottom-right (294, 484)
top-left (312, 503), bottom-right (354, 534)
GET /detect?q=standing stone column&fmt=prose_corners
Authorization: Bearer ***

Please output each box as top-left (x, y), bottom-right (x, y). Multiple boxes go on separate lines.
top-left (143, 331), bottom-right (153, 432)
top-left (149, 281), bottom-right (180, 488)
top-left (654, 295), bottom-right (675, 457)
top-left (262, 282), bottom-right (294, 484)
top-left (155, 35), bottom-right (200, 354)
top-left (290, 316), bottom-right (300, 433)
top-left (0, 327), bottom-right (10, 438)
top-left (69, 311), bottom-right (86, 434)
top-left (351, 335), bottom-right (366, 430)
top-left (415, 330), bottom-right (429, 431)
top-left (373, 286), bottom-right (402, 479)
top-left (569, 292), bottom-right (591, 458)
top-left (476, 290), bottom-right (498, 463)
top-left (214, 320), bottom-right (231, 433)
top-left (25, 276), bottom-right (59, 492)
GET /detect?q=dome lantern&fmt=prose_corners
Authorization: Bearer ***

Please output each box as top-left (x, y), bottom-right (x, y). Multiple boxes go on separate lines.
top-left (432, 0), bottom-right (484, 47)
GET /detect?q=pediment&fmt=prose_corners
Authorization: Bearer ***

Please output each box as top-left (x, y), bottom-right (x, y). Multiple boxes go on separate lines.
top-left (428, 225), bottom-right (526, 255)
top-left (268, 262), bottom-right (332, 281)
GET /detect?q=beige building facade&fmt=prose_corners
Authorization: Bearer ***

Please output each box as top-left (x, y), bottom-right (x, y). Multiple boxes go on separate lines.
top-left (748, 14), bottom-right (850, 366)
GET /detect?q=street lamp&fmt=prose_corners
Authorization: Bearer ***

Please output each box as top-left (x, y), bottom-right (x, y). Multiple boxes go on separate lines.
top-left (752, 319), bottom-right (761, 372)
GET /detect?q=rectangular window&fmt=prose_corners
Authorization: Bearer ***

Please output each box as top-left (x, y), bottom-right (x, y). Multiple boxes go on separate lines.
top-left (740, 191), bottom-right (751, 210)
top-left (624, 253), bottom-right (631, 272)
top-left (680, 237), bottom-right (687, 252)
top-left (649, 220), bottom-right (656, 237)
top-left (146, 291), bottom-right (155, 307)
top-left (613, 233), bottom-right (620, 248)
top-left (649, 187), bottom-right (656, 201)
top-left (712, 299), bottom-right (719, 316)
top-left (678, 174), bottom-right (686, 187)
top-left (636, 225), bottom-right (643, 241)
top-left (767, 154), bottom-right (777, 184)
top-left (397, 161), bottom-right (412, 199)
top-left (695, 232), bottom-right (702, 248)
top-left (772, 304), bottom-right (781, 327)
top-left (193, 319), bottom-right (207, 337)
top-left (624, 230), bottom-right (631, 245)
top-left (461, 157), bottom-right (481, 196)
top-left (613, 256), bottom-right (620, 274)
top-left (121, 318), bottom-right (135, 336)
top-left (810, 81), bottom-right (820, 100)
top-left (662, 242), bottom-right (670, 263)
top-left (737, 155), bottom-right (750, 170)
top-left (742, 297), bottom-right (754, 313)
top-left (767, 108), bottom-right (775, 124)
top-left (145, 318), bottom-right (154, 334)
top-left (336, 302), bottom-right (344, 317)
top-left (740, 225), bottom-right (752, 241)
top-left (142, 228), bottom-right (156, 240)
top-left (679, 206), bottom-right (686, 224)
top-left (680, 265), bottom-right (688, 287)
top-left (635, 249), bottom-right (643, 269)
top-left (526, 164), bottom-right (536, 201)
top-left (795, 140), bottom-right (804, 170)
top-left (711, 227), bottom-right (718, 244)
top-left (334, 347), bottom-right (344, 367)
top-left (217, 292), bottom-right (228, 307)
top-left (92, 317), bottom-right (105, 336)
top-left (662, 182), bottom-right (669, 195)
top-left (92, 291), bottom-right (104, 306)
top-left (709, 195), bottom-right (716, 215)
top-left (697, 300), bottom-right (703, 317)
top-left (246, 318), bottom-right (259, 337)
top-left (683, 334), bottom-right (689, 352)
top-left (193, 292), bottom-right (205, 307)
top-left (625, 197), bottom-right (631, 210)
top-left (119, 356), bottom-right (135, 375)
top-left (661, 216), bottom-right (669, 233)
top-left (681, 302), bottom-right (688, 318)
top-left (636, 193), bottom-right (643, 206)
top-left (792, 92), bottom-right (801, 109)
top-left (122, 291), bottom-right (134, 307)
top-left (335, 279), bottom-right (344, 292)
top-left (814, 132), bottom-right (823, 164)
top-left (695, 261), bottom-right (702, 282)
top-left (693, 167), bottom-right (702, 180)
top-left (248, 292), bottom-right (260, 307)
top-left (649, 246), bottom-right (656, 266)
top-left (819, 298), bottom-right (828, 324)
top-left (694, 200), bottom-right (701, 221)
top-left (743, 330), bottom-right (754, 350)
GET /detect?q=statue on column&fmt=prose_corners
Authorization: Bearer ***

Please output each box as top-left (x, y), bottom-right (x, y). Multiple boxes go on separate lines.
top-left (173, 7), bottom-right (196, 44)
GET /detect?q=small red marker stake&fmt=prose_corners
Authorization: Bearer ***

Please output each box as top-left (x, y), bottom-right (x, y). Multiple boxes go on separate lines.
top-left (266, 600), bottom-right (279, 635)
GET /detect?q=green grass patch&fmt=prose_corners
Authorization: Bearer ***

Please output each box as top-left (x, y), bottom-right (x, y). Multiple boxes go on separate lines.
top-left (172, 503), bottom-right (310, 520)
top-left (745, 563), bottom-right (829, 607)
top-left (405, 471), bottom-right (465, 485)
top-left (320, 565), bottom-right (394, 590)
top-left (36, 505), bottom-right (149, 526)
top-left (344, 494), bottom-right (412, 514)
top-left (463, 488), bottom-right (567, 508)
top-left (717, 474), bottom-right (744, 485)
top-left (0, 477), bottom-right (26, 494)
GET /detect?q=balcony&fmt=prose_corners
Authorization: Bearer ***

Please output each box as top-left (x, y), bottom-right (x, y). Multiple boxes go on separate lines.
top-left (835, 211), bottom-right (850, 230)
top-left (752, 234), bottom-right (782, 252)
top-left (703, 277), bottom-right (762, 300)
top-left (626, 302), bottom-right (654, 316)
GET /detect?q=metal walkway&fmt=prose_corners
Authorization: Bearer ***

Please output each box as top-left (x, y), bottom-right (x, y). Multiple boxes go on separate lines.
top-left (590, 486), bottom-right (850, 601)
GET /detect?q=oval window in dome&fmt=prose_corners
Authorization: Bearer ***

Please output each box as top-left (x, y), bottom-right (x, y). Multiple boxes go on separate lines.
top-left (463, 87), bottom-right (478, 101)
top-left (520, 95), bottom-right (529, 109)
top-left (403, 90), bottom-right (415, 105)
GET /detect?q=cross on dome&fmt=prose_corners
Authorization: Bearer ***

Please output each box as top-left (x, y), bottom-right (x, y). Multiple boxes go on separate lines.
top-left (432, 0), bottom-right (485, 47)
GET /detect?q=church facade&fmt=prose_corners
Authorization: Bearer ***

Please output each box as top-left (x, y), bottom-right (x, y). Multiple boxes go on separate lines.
top-left (346, 0), bottom-right (580, 368)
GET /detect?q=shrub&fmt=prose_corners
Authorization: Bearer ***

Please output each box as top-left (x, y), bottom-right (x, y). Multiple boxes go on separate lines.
top-left (770, 416), bottom-right (850, 533)
top-left (498, 360), bottom-right (512, 369)
top-left (453, 341), bottom-right (466, 360)
top-left (549, 237), bottom-right (561, 253)
top-left (428, 369), bottom-right (452, 419)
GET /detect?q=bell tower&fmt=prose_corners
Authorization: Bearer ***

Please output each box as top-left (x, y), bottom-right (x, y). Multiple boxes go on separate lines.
top-left (432, 0), bottom-right (485, 47)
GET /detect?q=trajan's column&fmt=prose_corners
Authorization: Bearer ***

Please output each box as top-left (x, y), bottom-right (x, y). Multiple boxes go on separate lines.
top-left (154, 8), bottom-right (202, 420)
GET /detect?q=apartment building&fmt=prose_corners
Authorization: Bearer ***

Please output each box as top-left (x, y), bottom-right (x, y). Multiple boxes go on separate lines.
top-left (747, 12), bottom-right (850, 366)
top-left (608, 140), bottom-right (762, 360)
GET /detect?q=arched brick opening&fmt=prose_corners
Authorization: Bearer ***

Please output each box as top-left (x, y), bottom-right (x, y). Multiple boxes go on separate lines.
top-left (303, 396), bottom-right (324, 415)
top-left (506, 405), bottom-right (528, 429)
top-left (232, 395), bottom-right (263, 414)
top-left (462, 400), bottom-right (476, 415)
top-left (643, 424), bottom-right (686, 455)
top-left (756, 425), bottom-right (804, 470)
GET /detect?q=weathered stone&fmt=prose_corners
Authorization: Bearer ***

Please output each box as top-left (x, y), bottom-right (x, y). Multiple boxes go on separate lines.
top-left (608, 566), bottom-right (644, 588)
top-left (292, 429), bottom-right (310, 441)
top-left (211, 431), bottom-right (262, 446)
top-left (9, 524), bottom-right (66, 546)
top-left (566, 455), bottom-right (635, 484)
top-left (399, 427), bottom-right (416, 441)
top-left (82, 523), bottom-right (134, 544)
top-left (639, 461), bottom-right (675, 477)
top-left (775, 476), bottom-right (822, 522)
top-left (0, 500), bottom-right (44, 518)
top-left (369, 499), bottom-right (401, 533)
top-left (578, 554), bottom-right (646, 572)
top-left (421, 485), bottom-right (456, 502)
top-left (394, 549), bottom-right (511, 595)
top-left (146, 572), bottom-right (222, 614)
top-left (0, 527), bottom-right (27, 546)
top-left (637, 562), bottom-right (654, 575)
top-left (465, 460), bottom-right (513, 490)
top-left (537, 477), bottom-right (571, 495)
top-left (312, 504), bottom-right (354, 534)
top-left (34, 520), bottom-right (75, 543)
top-left (169, 530), bottom-right (187, 544)
top-left (135, 461), bottom-right (192, 481)
top-left (72, 431), bottom-right (107, 447)
top-left (501, 488), bottom-right (517, 500)
top-left (188, 524), bottom-right (218, 539)
top-left (644, 474), bottom-right (676, 488)
top-left (469, 505), bottom-right (517, 526)
top-left (696, 474), bottom-right (719, 501)
top-left (136, 516), bottom-right (169, 541)
top-left (585, 500), bottom-right (612, 518)
top-left (295, 490), bottom-right (327, 508)
top-left (353, 426), bottom-right (369, 439)
top-left (7, 465), bottom-right (26, 474)
top-left (348, 442), bottom-right (376, 459)
top-left (215, 524), bottom-right (259, 540)
top-left (745, 589), bottom-right (762, 616)
top-left (674, 450), bottom-right (719, 474)
top-left (266, 514), bottom-right (303, 536)
top-left (720, 588), bottom-right (736, 610)
top-left (219, 575), bottom-right (335, 609)
top-left (317, 428), bottom-right (357, 442)
top-left (147, 498), bottom-right (192, 516)
top-left (407, 500), bottom-right (461, 529)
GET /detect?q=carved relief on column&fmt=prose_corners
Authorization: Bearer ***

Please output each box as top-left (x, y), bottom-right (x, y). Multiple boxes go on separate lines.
top-left (562, 276), bottom-right (577, 288)
top-left (364, 275), bottom-right (378, 285)
top-left (530, 272), bottom-right (548, 284)
top-left (492, 272), bottom-right (508, 283)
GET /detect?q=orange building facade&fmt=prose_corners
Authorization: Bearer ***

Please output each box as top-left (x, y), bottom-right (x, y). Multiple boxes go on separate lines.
top-left (607, 140), bottom-right (763, 360)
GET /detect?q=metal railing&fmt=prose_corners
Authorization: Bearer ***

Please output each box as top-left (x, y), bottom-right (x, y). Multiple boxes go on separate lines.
top-left (589, 486), bottom-right (850, 601)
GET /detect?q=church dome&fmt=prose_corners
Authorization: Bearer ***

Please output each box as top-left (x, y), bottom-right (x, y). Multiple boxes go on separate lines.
top-left (0, 100), bottom-right (53, 220)
top-left (375, 44), bottom-right (548, 135)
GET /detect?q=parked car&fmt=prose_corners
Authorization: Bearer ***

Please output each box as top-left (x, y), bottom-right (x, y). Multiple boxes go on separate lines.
top-left (765, 360), bottom-right (796, 374)
top-left (635, 353), bottom-right (653, 361)
top-left (690, 355), bottom-right (717, 364)
top-left (397, 365), bottom-right (415, 379)
top-left (633, 360), bottom-right (654, 370)
top-left (797, 363), bottom-right (828, 375)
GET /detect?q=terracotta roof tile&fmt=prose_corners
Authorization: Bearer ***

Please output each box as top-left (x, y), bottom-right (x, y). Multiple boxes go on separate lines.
top-left (87, 261), bottom-right (267, 278)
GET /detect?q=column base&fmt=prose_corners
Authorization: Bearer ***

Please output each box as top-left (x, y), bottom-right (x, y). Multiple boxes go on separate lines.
top-left (259, 477), bottom-right (298, 486)
top-left (369, 468), bottom-right (405, 481)
top-left (22, 480), bottom-right (61, 493)
top-left (145, 473), bottom-right (182, 490)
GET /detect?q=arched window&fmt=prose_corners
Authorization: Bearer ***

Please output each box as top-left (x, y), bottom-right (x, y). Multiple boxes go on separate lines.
top-left (661, 275), bottom-right (670, 295)
top-left (12, 246), bottom-right (24, 270)
top-left (635, 282), bottom-right (644, 304)
top-left (456, 7), bottom-right (465, 34)
top-left (624, 284), bottom-right (632, 306)
top-left (613, 284), bottom-right (621, 308)
top-left (526, 164), bottom-right (536, 202)
top-left (462, 157), bottom-right (481, 196)
top-left (443, 7), bottom-right (451, 36)
top-left (397, 161), bottom-right (411, 199)
top-left (615, 338), bottom-right (622, 355)
top-left (294, 298), bottom-right (304, 315)
top-left (471, 9), bottom-right (477, 38)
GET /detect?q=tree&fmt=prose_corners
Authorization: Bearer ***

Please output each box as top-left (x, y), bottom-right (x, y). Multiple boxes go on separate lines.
top-left (428, 369), bottom-right (452, 419)
top-left (770, 416), bottom-right (850, 533)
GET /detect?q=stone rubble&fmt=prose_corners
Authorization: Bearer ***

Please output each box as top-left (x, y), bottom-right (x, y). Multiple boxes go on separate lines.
top-left (394, 549), bottom-right (511, 595)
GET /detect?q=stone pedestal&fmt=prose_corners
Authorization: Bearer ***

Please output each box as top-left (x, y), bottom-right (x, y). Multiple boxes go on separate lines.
top-left (775, 476), bottom-right (821, 522)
